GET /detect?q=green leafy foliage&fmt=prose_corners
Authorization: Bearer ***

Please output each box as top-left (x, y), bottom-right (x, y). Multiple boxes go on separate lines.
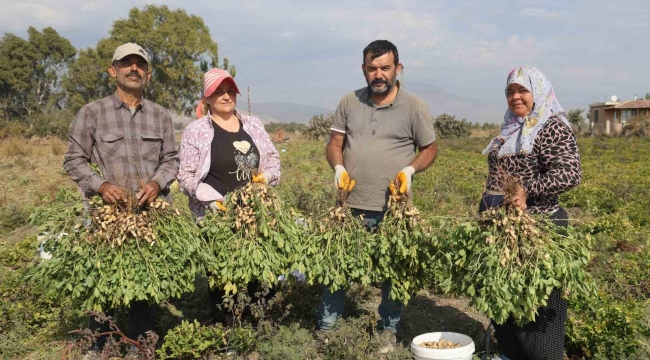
top-left (101, 5), bottom-right (234, 114)
top-left (305, 205), bottom-right (375, 292)
top-left (201, 182), bottom-right (308, 293)
top-left (0, 27), bottom-right (76, 121)
top-left (374, 191), bottom-right (435, 304)
top-left (256, 323), bottom-right (319, 360)
top-left (566, 294), bottom-right (650, 358)
top-left (29, 202), bottom-right (201, 311)
top-left (62, 46), bottom-right (114, 113)
top-left (322, 315), bottom-right (412, 360)
top-left (438, 208), bottom-right (595, 325)
top-left (158, 319), bottom-right (255, 359)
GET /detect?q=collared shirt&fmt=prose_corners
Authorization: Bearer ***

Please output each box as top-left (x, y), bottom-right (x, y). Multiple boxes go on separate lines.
top-left (330, 83), bottom-right (437, 211)
top-left (64, 92), bottom-right (179, 200)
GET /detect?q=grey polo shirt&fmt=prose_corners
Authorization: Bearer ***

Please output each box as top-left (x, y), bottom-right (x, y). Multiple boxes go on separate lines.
top-left (331, 84), bottom-right (436, 211)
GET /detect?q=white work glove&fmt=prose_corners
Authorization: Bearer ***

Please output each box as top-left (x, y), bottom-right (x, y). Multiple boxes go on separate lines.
top-left (334, 165), bottom-right (347, 188)
top-left (396, 166), bottom-right (415, 194)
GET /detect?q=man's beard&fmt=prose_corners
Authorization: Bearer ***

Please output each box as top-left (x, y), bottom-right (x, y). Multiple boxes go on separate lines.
top-left (367, 76), bottom-right (396, 95)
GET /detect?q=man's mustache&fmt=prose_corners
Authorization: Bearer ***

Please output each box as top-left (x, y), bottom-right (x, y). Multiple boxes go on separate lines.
top-left (126, 71), bottom-right (141, 79)
top-left (371, 79), bottom-right (388, 86)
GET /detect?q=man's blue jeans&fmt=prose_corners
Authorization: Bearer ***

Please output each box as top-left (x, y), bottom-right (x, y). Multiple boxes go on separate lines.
top-left (317, 209), bottom-right (403, 333)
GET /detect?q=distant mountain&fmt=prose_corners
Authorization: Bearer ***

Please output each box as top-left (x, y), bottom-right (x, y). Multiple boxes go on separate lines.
top-left (239, 103), bottom-right (333, 124)
top-left (402, 81), bottom-right (504, 123)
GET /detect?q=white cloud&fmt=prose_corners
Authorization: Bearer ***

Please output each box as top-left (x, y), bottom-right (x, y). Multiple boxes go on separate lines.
top-left (1, 0), bottom-right (649, 118)
top-left (520, 8), bottom-right (568, 19)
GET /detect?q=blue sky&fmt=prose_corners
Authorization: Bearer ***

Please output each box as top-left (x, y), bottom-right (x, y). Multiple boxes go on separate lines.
top-left (1, 0), bottom-right (649, 121)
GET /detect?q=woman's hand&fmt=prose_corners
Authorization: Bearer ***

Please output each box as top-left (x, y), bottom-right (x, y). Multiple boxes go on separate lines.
top-left (209, 201), bottom-right (226, 212)
top-left (252, 172), bottom-right (271, 184)
top-left (505, 184), bottom-right (527, 210)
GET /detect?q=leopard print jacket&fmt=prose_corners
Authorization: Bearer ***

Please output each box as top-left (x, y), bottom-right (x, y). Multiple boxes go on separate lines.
top-left (485, 116), bottom-right (582, 214)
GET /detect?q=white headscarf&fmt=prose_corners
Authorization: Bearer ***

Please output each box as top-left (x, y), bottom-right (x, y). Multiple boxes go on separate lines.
top-left (483, 66), bottom-right (571, 157)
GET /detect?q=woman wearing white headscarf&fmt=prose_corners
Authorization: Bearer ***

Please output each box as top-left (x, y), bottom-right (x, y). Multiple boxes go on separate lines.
top-left (479, 66), bottom-right (582, 359)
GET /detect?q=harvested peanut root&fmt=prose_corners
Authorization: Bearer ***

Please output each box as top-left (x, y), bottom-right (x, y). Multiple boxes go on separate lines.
top-left (419, 340), bottom-right (462, 349)
top-left (87, 197), bottom-right (172, 247)
top-left (479, 206), bottom-right (549, 266)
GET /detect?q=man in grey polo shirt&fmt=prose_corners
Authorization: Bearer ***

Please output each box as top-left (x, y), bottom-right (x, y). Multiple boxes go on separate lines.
top-left (65, 42), bottom-right (179, 356)
top-left (321, 40), bottom-right (438, 342)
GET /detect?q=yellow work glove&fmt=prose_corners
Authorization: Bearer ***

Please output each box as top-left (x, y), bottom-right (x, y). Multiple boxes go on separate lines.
top-left (209, 201), bottom-right (226, 212)
top-left (335, 165), bottom-right (356, 192)
top-left (395, 166), bottom-right (415, 194)
top-left (252, 172), bottom-right (270, 184)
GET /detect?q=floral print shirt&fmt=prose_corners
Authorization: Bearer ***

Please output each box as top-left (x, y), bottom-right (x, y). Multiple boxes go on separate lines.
top-left (177, 112), bottom-right (280, 218)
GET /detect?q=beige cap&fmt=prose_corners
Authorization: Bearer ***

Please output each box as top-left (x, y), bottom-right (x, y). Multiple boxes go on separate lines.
top-left (112, 42), bottom-right (150, 65)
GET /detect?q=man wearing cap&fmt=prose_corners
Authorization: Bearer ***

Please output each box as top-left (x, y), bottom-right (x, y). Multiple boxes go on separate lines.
top-left (64, 42), bottom-right (179, 352)
top-left (321, 40), bottom-right (438, 347)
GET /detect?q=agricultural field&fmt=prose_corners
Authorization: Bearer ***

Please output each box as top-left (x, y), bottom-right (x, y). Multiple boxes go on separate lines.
top-left (0, 134), bottom-right (649, 359)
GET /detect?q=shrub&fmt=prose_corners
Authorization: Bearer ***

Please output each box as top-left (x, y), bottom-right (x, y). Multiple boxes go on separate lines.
top-left (434, 113), bottom-right (471, 139)
top-left (29, 109), bottom-right (74, 139)
top-left (566, 294), bottom-right (650, 358)
top-left (322, 315), bottom-right (412, 360)
top-left (305, 114), bottom-right (333, 140)
top-left (624, 116), bottom-right (650, 137)
top-left (0, 203), bottom-right (33, 233)
top-left (256, 323), bottom-right (319, 360)
top-left (0, 121), bottom-right (32, 139)
top-left (158, 320), bottom-right (255, 359)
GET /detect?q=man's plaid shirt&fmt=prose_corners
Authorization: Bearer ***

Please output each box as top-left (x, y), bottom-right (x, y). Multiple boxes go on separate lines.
top-left (64, 92), bottom-right (179, 199)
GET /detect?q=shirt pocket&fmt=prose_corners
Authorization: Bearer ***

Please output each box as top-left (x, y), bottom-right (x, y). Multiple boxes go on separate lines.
top-left (140, 133), bottom-right (163, 163)
top-left (98, 132), bottom-right (126, 159)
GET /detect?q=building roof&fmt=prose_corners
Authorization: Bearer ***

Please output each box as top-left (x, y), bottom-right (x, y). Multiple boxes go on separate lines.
top-left (615, 100), bottom-right (650, 109)
top-left (589, 101), bottom-right (620, 108)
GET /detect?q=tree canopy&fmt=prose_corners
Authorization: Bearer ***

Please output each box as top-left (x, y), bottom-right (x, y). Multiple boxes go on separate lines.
top-left (0, 27), bottom-right (75, 121)
top-left (1, 4), bottom-right (235, 127)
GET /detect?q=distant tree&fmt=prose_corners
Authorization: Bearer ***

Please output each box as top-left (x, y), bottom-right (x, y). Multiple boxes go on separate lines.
top-left (567, 108), bottom-right (585, 134)
top-left (481, 122), bottom-right (500, 131)
top-left (0, 27), bottom-right (76, 121)
top-left (305, 114), bottom-right (333, 140)
top-left (65, 5), bottom-right (235, 114)
top-left (265, 122), bottom-right (308, 134)
top-left (645, 92), bottom-right (650, 100)
top-left (434, 113), bottom-right (471, 139)
top-left (63, 47), bottom-right (114, 113)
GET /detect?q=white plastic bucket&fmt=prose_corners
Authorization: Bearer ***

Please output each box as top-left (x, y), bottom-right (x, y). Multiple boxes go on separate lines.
top-left (411, 332), bottom-right (475, 360)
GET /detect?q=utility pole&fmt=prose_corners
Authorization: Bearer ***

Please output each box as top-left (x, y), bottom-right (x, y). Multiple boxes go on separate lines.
top-left (247, 87), bottom-right (251, 116)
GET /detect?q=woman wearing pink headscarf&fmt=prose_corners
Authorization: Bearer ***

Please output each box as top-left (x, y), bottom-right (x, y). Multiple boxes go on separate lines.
top-left (177, 68), bottom-right (281, 323)
top-left (177, 68), bottom-right (280, 219)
